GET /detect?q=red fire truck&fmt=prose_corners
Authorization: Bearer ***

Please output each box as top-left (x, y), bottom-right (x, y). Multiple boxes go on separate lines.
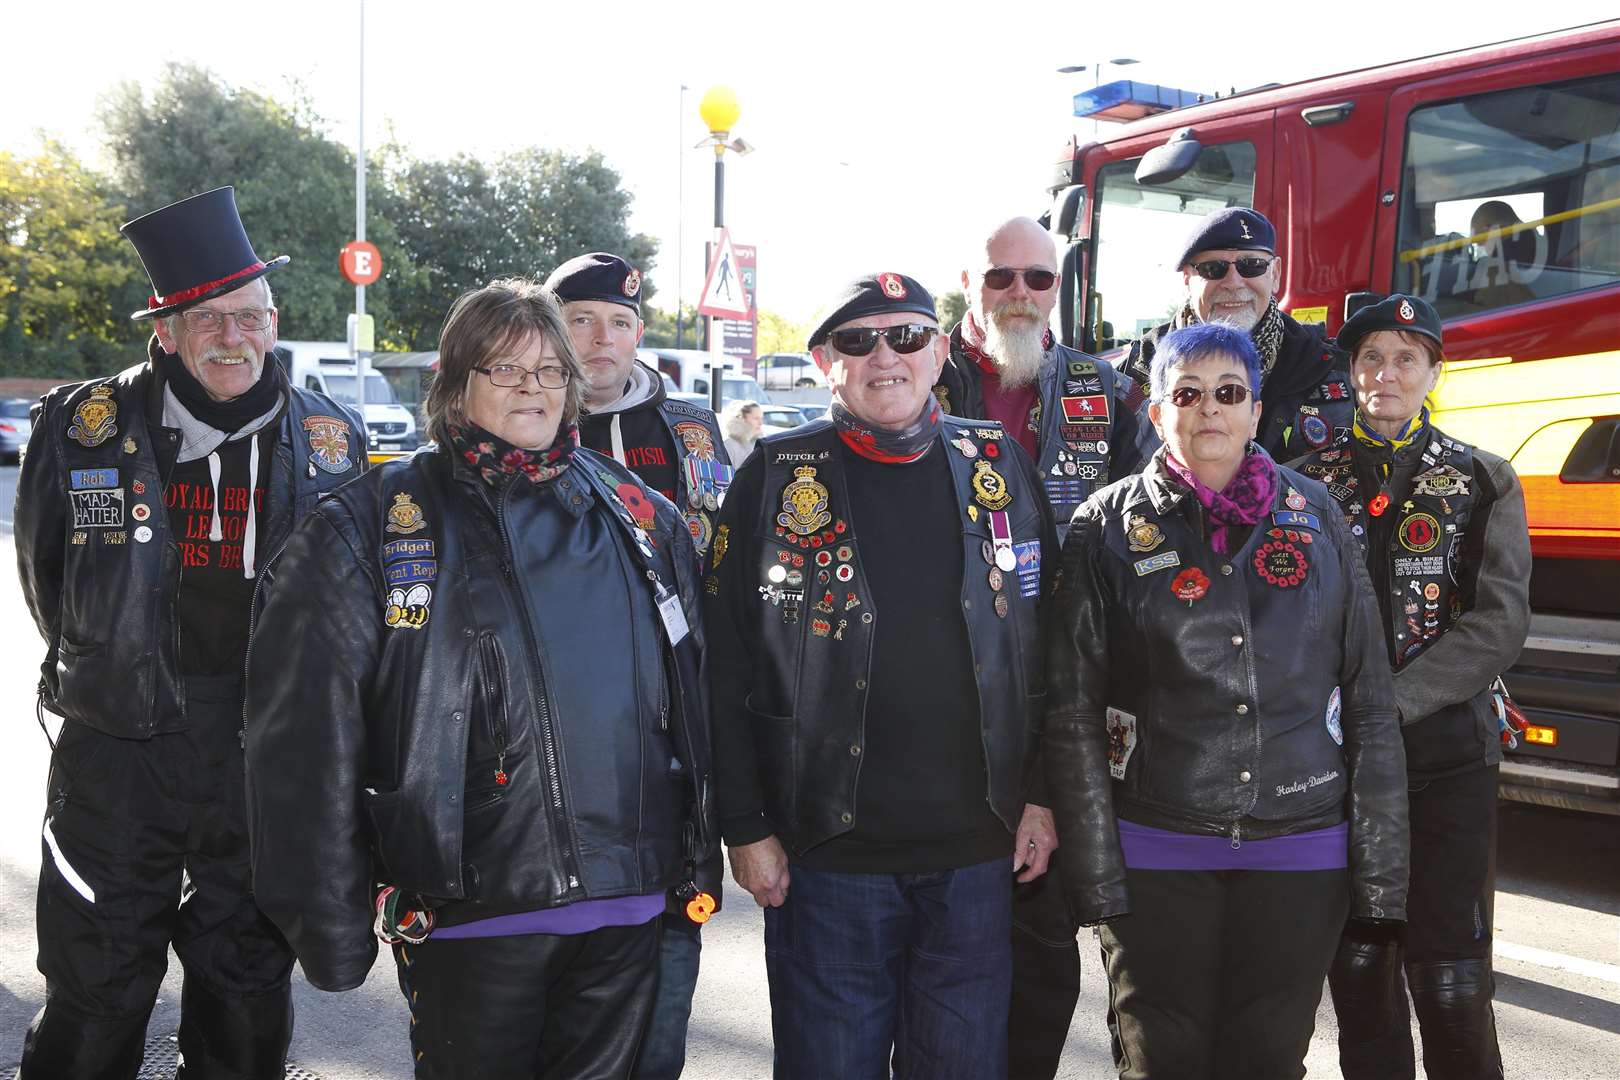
top-left (1047, 21), bottom-right (1620, 814)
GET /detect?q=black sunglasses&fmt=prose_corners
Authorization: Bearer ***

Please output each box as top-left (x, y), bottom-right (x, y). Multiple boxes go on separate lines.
top-left (982, 266), bottom-right (1058, 291)
top-left (829, 325), bottom-right (937, 357)
top-left (1169, 384), bottom-right (1253, 408)
top-left (1190, 256), bottom-right (1275, 281)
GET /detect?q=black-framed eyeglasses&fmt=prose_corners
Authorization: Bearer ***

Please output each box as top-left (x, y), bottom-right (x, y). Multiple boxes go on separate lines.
top-left (178, 308), bottom-right (273, 332)
top-left (1190, 257), bottom-right (1274, 281)
top-left (982, 266), bottom-right (1058, 291)
top-left (829, 324), bottom-right (937, 357)
top-left (474, 363), bottom-right (572, 389)
top-left (1168, 383), bottom-right (1253, 408)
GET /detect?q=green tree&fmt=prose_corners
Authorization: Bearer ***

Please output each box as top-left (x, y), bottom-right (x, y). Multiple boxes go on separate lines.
top-left (375, 145), bottom-right (660, 350)
top-left (0, 141), bottom-right (146, 378)
top-left (640, 302), bottom-right (703, 349)
top-left (98, 63), bottom-right (420, 344)
top-left (936, 288), bottom-right (968, 332)
top-left (756, 310), bottom-right (808, 355)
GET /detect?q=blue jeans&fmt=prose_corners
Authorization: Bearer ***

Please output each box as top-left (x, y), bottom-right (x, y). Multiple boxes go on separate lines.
top-left (633, 914), bottom-right (702, 1079)
top-left (764, 857), bottom-right (1013, 1080)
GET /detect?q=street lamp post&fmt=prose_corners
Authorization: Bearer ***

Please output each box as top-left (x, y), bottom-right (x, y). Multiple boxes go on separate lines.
top-left (676, 84), bottom-right (688, 350)
top-left (696, 86), bottom-right (749, 414)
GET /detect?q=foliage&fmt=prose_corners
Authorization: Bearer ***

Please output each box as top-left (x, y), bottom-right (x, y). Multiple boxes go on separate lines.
top-left (640, 302), bottom-right (704, 349)
top-left (935, 288), bottom-right (968, 332)
top-left (756, 310), bottom-right (809, 354)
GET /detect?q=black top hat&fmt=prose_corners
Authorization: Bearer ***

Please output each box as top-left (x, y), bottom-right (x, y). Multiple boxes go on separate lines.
top-left (120, 186), bottom-right (289, 320)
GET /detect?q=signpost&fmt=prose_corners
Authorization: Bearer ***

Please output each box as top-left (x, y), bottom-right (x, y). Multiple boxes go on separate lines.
top-left (698, 228), bottom-right (753, 408)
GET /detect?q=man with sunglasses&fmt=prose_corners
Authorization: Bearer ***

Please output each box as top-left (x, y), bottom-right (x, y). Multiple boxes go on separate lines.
top-left (707, 271), bottom-right (1058, 1079)
top-left (932, 216), bottom-right (1144, 1078)
top-left (1119, 206), bottom-right (1354, 460)
top-left (13, 187), bottom-right (365, 1077)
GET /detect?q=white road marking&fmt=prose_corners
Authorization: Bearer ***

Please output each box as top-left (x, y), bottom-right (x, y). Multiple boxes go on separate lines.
top-left (1496, 940), bottom-right (1620, 986)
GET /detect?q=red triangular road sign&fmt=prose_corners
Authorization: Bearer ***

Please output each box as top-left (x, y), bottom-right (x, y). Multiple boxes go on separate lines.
top-left (698, 229), bottom-right (752, 319)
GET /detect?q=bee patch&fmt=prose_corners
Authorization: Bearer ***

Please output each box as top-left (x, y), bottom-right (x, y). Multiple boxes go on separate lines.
top-left (384, 583), bottom-right (432, 630)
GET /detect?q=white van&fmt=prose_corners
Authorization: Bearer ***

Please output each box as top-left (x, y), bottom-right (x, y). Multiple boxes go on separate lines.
top-left (276, 341), bottom-right (419, 449)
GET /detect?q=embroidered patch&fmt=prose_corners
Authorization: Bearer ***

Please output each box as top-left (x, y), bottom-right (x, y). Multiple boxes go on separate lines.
top-left (70, 488), bottom-right (125, 529)
top-left (1254, 540), bottom-right (1309, 587)
top-left (1171, 566), bottom-right (1210, 605)
top-left (303, 415), bottom-right (353, 474)
top-left (1399, 513), bottom-right (1441, 553)
top-left (384, 583), bottom-right (432, 630)
top-left (385, 492), bottom-right (427, 535)
top-left (1014, 540), bottom-right (1041, 598)
top-left (69, 468), bottom-right (118, 490)
top-left (778, 466), bottom-right (832, 536)
top-left (1126, 514), bottom-right (1164, 552)
top-left (1060, 395), bottom-right (1110, 423)
top-left (970, 460), bottom-right (1013, 511)
top-left (1133, 551), bottom-right (1181, 576)
top-left (877, 272), bottom-right (907, 299)
top-left (1106, 707), bottom-right (1138, 780)
top-left (68, 386), bottom-right (117, 448)
top-left (1271, 509), bottom-right (1320, 532)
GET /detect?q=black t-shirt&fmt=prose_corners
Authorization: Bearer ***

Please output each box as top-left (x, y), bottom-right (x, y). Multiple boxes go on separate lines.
top-left (164, 431), bottom-right (270, 676)
top-left (579, 404), bottom-right (680, 505)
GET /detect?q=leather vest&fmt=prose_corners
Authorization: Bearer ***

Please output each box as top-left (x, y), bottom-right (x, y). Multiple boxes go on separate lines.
top-left (1296, 427), bottom-right (1476, 668)
top-left (656, 396), bottom-right (733, 558)
top-left (741, 418), bottom-right (1045, 853)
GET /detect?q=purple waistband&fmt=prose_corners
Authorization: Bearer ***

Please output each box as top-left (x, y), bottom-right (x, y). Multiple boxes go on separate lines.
top-left (431, 892), bottom-right (666, 940)
top-left (1118, 819), bottom-right (1349, 872)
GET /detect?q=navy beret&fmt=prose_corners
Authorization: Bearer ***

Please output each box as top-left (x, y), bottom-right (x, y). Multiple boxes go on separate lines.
top-left (1337, 294), bottom-right (1443, 356)
top-left (544, 252), bottom-right (642, 312)
top-left (808, 272), bottom-right (937, 348)
top-left (1175, 207), bottom-right (1275, 269)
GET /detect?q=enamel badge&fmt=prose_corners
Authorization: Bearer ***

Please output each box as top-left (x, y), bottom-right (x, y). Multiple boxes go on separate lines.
top-left (1126, 514), bottom-right (1164, 553)
top-left (68, 386), bottom-right (118, 448)
top-left (778, 466), bottom-right (832, 536)
top-left (971, 460), bottom-right (1013, 510)
top-left (385, 492), bottom-right (428, 535)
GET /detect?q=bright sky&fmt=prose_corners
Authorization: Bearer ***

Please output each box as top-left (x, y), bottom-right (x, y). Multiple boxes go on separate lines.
top-left (4, 1), bottom-right (1613, 328)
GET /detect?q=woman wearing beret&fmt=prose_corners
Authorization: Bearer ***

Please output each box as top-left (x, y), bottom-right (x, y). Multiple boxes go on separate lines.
top-left (1295, 294), bottom-right (1530, 1080)
top-left (244, 279), bottom-right (715, 1078)
top-left (1044, 321), bottom-right (1408, 1078)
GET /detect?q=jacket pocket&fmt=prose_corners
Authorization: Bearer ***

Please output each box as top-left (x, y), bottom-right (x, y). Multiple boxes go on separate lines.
top-left (467, 632), bottom-right (512, 811)
top-left (744, 693), bottom-right (796, 829)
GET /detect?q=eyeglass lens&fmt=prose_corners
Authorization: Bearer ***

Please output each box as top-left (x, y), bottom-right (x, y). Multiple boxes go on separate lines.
top-left (181, 309), bottom-right (272, 332)
top-left (1170, 384), bottom-right (1252, 408)
top-left (982, 267), bottom-right (1058, 291)
top-left (1192, 257), bottom-right (1273, 281)
top-left (829, 325), bottom-right (937, 357)
top-left (485, 364), bottom-right (570, 388)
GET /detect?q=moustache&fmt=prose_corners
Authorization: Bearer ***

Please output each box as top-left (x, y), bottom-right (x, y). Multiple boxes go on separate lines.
top-left (992, 299), bottom-right (1042, 321)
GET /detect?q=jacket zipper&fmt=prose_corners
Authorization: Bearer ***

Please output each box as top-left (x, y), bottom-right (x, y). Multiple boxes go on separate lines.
top-left (1230, 822), bottom-right (1243, 850)
top-left (494, 484), bottom-right (581, 892)
top-left (478, 632), bottom-right (510, 786)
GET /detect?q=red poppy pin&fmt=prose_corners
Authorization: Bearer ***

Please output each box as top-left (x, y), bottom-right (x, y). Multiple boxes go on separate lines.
top-left (1368, 492), bottom-right (1391, 517)
top-left (1171, 567), bottom-right (1210, 606)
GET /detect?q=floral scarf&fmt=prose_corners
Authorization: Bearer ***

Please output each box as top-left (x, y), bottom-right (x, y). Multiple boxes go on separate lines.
top-left (1163, 445), bottom-right (1277, 555)
top-left (831, 399), bottom-right (942, 464)
top-left (450, 421), bottom-right (577, 487)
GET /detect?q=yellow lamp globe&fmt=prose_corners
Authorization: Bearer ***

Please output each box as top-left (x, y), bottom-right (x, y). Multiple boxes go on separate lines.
top-left (699, 86), bottom-right (741, 135)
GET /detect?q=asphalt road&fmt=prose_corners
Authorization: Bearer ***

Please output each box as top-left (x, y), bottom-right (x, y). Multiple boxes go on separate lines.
top-left (0, 465), bottom-right (1615, 1077)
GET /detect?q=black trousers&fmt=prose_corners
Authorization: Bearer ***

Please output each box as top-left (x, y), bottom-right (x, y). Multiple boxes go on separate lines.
top-left (1008, 851), bottom-right (1081, 1080)
top-left (1100, 865), bottom-right (1349, 1080)
top-left (394, 918), bottom-right (662, 1080)
top-left (1330, 765), bottom-right (1503, 1080)
top-left (23, 677), bottom-right (295, 1080)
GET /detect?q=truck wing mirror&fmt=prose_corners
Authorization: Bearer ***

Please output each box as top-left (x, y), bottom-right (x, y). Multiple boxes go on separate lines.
top-left (1052, 185), bottom-right (1086, 240)
top-left (1135, 128), bottom-right (1202, 187)
top-left (1343, 291), bottom-right (1384, 322)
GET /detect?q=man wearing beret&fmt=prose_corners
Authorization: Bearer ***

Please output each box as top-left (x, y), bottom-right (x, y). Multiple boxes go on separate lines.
top-left (1119, 206), bottom-right (1355, 459)
top-left (932, 215), bottom-right (1142, 1078)
top-left (545, 252), bottom-right (732, 560)
top-left (707, 271), bottom-right (1059, 1077)
top-left (13, 187), bottom-right (366, 1077)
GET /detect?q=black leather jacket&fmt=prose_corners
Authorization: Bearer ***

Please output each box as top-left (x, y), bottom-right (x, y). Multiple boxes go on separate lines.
top-left (1044, 447), bottom-right (1408, 925)
top-left (243, 445), bottom-right (715, 991)
top-left (936, 328), bottom-right (1147, 538)
top-left (707, 418), bottom-right (1057, 854)
top-left (14, 354), bottom-right (365, 737)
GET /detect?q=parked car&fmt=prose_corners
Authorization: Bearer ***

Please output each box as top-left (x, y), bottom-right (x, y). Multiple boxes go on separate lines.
top-left (0, 398), bottom-right (33, 464)
top-left (795, 403), bottom-right (829, 422)
top-left (759, 405), bottom-right (810, 429)
top-left (756, 351), bottom-right (825, 390)
top-left (645, 348), bottom-right (772, 405)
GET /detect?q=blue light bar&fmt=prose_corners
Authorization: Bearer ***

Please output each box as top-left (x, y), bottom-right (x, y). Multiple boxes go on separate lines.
top-left (1073, 80), bottom-right (1209, 122)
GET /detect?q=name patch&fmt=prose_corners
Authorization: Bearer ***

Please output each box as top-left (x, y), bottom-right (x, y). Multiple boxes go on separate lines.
top-left (70, 468), bottom-right (119, 490)
top-left (71, 488), bottom-right (125, 528)
top-left (1133, 551), bottom-right (1181, 576)
top-left (1271, 509), bottom-right (1320, 531)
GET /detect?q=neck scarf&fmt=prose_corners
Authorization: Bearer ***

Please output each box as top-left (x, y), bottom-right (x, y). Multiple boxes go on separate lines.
top-left (1353, 406), bottom-right (1428, 455)
top-left (831, 399), bottom-right (942, 464)
top-left (450, 421), bottom-right (577, 488)
top-left (157, 343), bottom-right (283, 432)
top-left (1173, 296), bottom-right (1285, 372)
top-left (1163, 446), bottom-right (1277, 554)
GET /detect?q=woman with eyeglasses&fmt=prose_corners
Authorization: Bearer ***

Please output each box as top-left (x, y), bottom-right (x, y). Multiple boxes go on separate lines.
top-left (1294, 294), bottom-right (1529, 1080)
top-left (1043, 321), bottom-right (1408, 1078)
top-left (243, 278), bottom-right (716, 1078)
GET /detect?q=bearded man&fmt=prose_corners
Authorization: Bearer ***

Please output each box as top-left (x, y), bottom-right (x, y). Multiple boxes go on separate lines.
top-left (935, 216), bottom-right (1144, 542)
top-left (1119, 206), bottom-right (1354, 459)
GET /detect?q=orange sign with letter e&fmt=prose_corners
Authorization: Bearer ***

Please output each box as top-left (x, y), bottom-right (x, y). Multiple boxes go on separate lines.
top-left (340, 240), bottom-right (383, 285)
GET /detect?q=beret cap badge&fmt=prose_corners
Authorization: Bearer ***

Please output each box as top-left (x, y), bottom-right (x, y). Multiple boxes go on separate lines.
top-left (877, 272), bottom-right (908, 300)
top-left (1397, 298), bottom-right (1415, 323)
top-left (623, 268), bottom-right (641, 298)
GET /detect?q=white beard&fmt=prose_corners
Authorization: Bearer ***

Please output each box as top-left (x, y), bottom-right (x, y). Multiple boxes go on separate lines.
top-left (984, 314), bottom-right (1046, 390)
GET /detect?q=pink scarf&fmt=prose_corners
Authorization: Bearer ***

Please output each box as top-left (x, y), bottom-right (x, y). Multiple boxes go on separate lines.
top-left (1163, 448), bottom-right (1277, 555)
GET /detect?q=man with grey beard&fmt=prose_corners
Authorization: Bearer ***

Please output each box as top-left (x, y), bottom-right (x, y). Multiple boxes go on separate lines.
top-left (1118, 206), bottom-right (1354, 459)
top-left (933, 216), bottom-right (1144, 1080)
top-left (935, 216), bottom-right (1144, 540)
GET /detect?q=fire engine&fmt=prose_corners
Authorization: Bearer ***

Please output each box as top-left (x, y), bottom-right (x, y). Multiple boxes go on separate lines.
top-left (1046, 21), bottom-right (1620, 814)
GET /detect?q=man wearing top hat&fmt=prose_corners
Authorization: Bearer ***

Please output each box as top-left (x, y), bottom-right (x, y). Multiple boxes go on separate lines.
top-left (544, 252), bottom-right (733, 561)
top-left (1119, 206), bottom-right (1355, 461)
top-left (706, 271), bottom-right (1059, 1077)
top-left (13, 186), bottom-right (366, 1078)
